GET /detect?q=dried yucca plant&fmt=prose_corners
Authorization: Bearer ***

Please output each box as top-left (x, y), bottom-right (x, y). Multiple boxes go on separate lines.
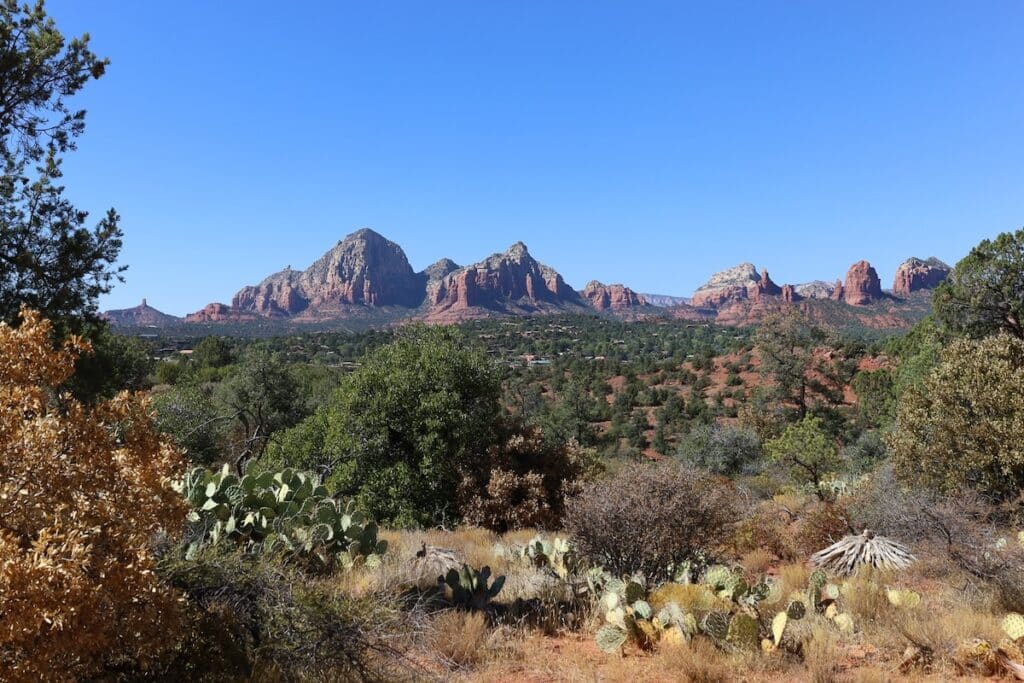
top-left (810, 529), bottom-right (916, 575)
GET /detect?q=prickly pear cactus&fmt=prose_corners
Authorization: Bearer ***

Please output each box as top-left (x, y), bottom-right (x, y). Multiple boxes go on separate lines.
top-left (701, 611), bottom-right (731, 642)
top-left (726, 613), bottom-right (760, 650)
top-left (1003, 613), bottom-right (1024, 642)
top-left (786, 600), bottom-right (807, 620)
top-left (886, 589), bottom-right (921, 609)
top-left (179, 465), bottom-right (386, 571)
top-left (439, 564), bottom-right (506, 611)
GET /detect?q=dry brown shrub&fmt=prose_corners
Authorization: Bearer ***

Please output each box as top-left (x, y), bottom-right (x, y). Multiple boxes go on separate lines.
top-left (0, 308), bottom-right (187, 679)
top-left (564, 462), bottom-right (741, 582)
top-left (459, 427), bottom-right (597, 532)
top-left (430, 610), bottom-right (492, 668)
top-left (795, 501), bottom-right (851, 557)
top-left (732, 503), bottom-right (797, 560)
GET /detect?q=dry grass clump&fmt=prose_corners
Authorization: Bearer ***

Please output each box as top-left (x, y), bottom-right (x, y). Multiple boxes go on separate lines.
top-left (803, 624), bottom-right (840, 683)
top-left (658, 637), bottom-right (733, 683)
top-left (429, 611), bottom-right (492, 668)
top-left (740, 548), bottom-right (774, 575)
top-left (775, 563), bottom-right (811, 601)
top-left (895, 607), bottom-right (1004, 662)
top-left (649, 583), bottom-right (731, 613)
top-left (841, 571), bottom-right (897, 623)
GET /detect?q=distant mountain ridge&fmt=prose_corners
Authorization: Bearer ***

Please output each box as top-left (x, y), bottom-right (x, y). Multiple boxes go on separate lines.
top-left (105, 230), bottom-right (951, 331)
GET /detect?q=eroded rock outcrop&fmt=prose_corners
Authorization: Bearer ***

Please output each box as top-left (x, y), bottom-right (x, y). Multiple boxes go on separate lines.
top-left (427, 242), bottom-right (585, 316)
top-left (581, 281), bottom-right (647, 310)
top-left (842, 261), bottom-right (882, 306)
top-left (104, 299), bottom-right (181, 327)
top-left (691, 263), bottom-right (762, 308)
top-left (185, 303), bottom-right (261, 323)
top-left (229, 229), bottom-right (424, 318)
top-left (893, 257), bottom-right (950, 297)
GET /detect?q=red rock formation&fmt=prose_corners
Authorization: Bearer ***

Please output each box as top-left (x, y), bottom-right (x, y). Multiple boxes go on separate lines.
top-left (233, 268), bottom-right (307, 317)
top-left (185, 303), bottom-right (261, 323)
top-left (691, 263), bottom-right (760, 309)
top-left (830, 279), bottom-right (845, 302)
top-left (748, 269), bottom-right (782, 300)
top-left (781, 284), bottom-right (801, 303)
top-left (893, 257), bottom-right (950, 297)
top-left (428, 242), bottom-right (585, 316)
top-left (104, 299), bottom-right (181, 326)
top-left (231, 229), bottom-right (424, 318)
top-left (842, 261), bottom-right (883, 306)
top-left (581, 281), bottom-right (647, 310)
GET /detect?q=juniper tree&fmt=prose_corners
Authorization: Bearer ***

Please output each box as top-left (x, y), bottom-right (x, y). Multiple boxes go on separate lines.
top-left (0, 0), bottom-right (124, 335)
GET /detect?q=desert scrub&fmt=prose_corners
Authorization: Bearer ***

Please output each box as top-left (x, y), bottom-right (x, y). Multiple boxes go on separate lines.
top-left (564, 461), bottom-right (740, 582)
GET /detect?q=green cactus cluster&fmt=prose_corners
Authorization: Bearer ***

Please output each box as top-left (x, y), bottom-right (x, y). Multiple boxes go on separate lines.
top-left (521, 535), bottom-right (573, 579)
top-left (438, 564), bottom-right (506, 611)
top-left (177, 464), bottom-right (387, 571)
top-left (596, 576), bottom-right (698, 653)
top-left (593, 565), bottom-right (873, 656)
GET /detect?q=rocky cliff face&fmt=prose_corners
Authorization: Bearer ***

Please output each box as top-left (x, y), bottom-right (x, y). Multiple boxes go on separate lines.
top-left (103, 299), bottom-right (180, 326)
top-left (421, 258), bottom-right (460, 283)
top-left (580, 281), bottom-right (647, 310)
top-left (893, 257), bottom-right (950, 296)
top-left (232, 268), bottom-right (307, 317)
top-left (427, 242), bottom-right (584, 317)
top-left (297, 229), bottom-right (423, 309)
top-left (640, 293), bottom-right (690, 307)
top-left (748, 269), bottom-right (782, 300)
top-left (691, 263), bottom-right (762, 308)
top-left (794, 281), bottom-right (836, 300)
top-left (842, 261), bottom-right (883, 306)
top-left (228, 228), bottom-right (424, 318)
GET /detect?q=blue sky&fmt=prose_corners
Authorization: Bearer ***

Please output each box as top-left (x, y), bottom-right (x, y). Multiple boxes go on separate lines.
top-left (48, 1), bottom-right (1024, 315)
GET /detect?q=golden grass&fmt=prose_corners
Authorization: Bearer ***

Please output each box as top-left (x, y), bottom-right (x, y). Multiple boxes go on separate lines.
top-left (803, 624), bottom-right (839, 683)
top-left (429, 611), bottom-right (492, 668)
top-left (741, 548), bottom-right (774, 575)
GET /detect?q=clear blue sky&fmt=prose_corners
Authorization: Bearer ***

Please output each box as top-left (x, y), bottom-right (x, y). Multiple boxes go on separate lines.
top-left (48, 1), bottom-right (1024, 315)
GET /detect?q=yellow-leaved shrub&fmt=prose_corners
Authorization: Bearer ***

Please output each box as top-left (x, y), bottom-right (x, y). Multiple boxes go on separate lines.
top-left (0, 308), bottom-right (186, 679)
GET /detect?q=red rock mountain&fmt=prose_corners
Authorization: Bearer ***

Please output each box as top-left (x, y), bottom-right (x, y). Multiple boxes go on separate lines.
top-left (842, 260), bottom-right (883, 306)
top-left (230, 229), bottom-right (424, 318)
top-left (114, 228), bottom-right (945, 331)
top-left (426, 242), bottom-right (586, 320)
top-left (103, 299), bottom-right (180, 326)
top-left (893, 257), bottom-right (950, 296)
top-left (580, 281), bottom-right (647, 310)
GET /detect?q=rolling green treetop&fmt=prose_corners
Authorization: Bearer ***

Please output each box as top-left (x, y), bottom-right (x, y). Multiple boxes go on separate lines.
top-left (890, 333), bottom-right (1024, 501)
top-left (290, 325), bottom-right (505, 526)
top-left (933, 228), bottom-right (1024, 340)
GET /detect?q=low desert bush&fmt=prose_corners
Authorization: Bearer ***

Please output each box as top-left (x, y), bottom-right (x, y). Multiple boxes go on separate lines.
top-left (848, 464), bottom-right (1024, 611)
top-left (675, 423), bottom-right (764, 476)
top-left (158, 545), bottom-right (415, 681)
top-left (794, 502), bottom-right (851, 556)
top-left (564, 462), bottom-right (740, 582)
